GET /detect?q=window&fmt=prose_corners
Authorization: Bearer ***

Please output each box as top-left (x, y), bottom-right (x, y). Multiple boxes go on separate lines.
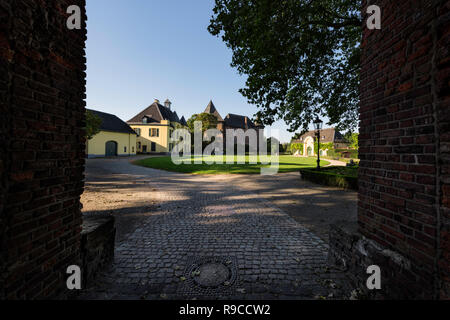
top-left (322, 135), bottom-right (325, 139)
top-left (132, 146), bottom-right (135, 153)
top-left (151, 128), bottom-right (159, 137)
top-left (151, 142), bottom-right (156, 152)
top-left (135, 128), bottom-right (141, 136)
top-left (142, 117), bottom-right (148, 124)
top-left (124, 146), bottom-right (127, 153)
top-left (137, 142), bottom-right (141, 149)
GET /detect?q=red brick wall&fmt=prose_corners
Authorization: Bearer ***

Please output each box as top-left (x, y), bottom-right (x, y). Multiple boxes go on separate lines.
top-left (360, 0), bottom-right (449, 298)
top-left (0, 0), bottom-right (86, 299)
top-left (436, 1), bottom-right (450, 299)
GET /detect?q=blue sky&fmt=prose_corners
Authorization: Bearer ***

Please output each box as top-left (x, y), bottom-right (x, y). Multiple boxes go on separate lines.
top-left (86, 0), bottom-right (311, 142)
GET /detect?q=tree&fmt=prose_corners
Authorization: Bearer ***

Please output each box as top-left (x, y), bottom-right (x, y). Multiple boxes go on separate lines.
top-left (266, 137), bottom-right (280, 154)
top-left (345, 132), bottom-right (359, 150)
top-left (86, 110), bottom-right (102, 140)
top-left (187, 113), bottom-right (219, 133)
top-left (291, 132), bottom-right (302, 141)
top-left (208, 0), bottom-right (361, 133)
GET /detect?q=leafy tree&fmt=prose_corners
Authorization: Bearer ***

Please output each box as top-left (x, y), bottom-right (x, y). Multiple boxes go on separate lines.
top-left (345, 132), bottom-right (359, 150)
top-left (172, 122), bottom-right (187, 130)
top-left (208, 0), bottom-right (361, 133)
top-left (266, 136), bottom-right (281, 154)
top-left (187, 113), bottom-right (219, 133)
top-left (86, 110), bottom-right (102, 140)
top-left (291, 132), bottom-right (302, 141)
top-left (281, 143), bottom-right (290, 153)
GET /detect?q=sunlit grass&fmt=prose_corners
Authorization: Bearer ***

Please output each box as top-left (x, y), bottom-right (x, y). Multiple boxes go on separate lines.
top-left (133, 155), bottom-right (330, 174)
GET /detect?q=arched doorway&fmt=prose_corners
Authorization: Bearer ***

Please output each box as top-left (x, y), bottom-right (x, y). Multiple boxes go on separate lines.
top-left (105, 141), bottom-right (118, 157)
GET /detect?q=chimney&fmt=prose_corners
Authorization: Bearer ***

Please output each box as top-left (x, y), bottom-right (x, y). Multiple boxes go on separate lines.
top-left (164, 99), bottom-right (172, 110)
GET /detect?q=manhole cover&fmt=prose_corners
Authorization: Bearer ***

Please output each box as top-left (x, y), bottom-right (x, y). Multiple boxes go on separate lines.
top-left (178, 256), bottom-right (239, 296)
top-left (193, 263), bottom-right (230, 287)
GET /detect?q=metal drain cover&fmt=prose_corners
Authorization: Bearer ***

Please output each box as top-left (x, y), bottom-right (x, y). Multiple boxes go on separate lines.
top-left (178, 256), bottom-right (238, 296)
top-left (193, 262), bottom-right (230, 287)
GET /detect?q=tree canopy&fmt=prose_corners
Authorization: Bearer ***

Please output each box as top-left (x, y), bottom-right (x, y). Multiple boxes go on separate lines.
top-left (345, 132), bottom-right (359, 150)
top-left (187, 113), bottom-right (219, 133)
top-left (85, 110), bottom-right (102, 140)
top-left (208, 0), bottom-right (361, 133)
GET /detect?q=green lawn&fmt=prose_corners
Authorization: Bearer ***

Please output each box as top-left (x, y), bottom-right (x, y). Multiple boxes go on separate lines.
top-left (133, 155), bottom-right (330, 174)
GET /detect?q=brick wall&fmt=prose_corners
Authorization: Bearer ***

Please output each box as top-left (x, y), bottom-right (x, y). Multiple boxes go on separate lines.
top-left (436, 0), bottom-right (450, 299)
top-left (359, 0), bottom-right (449, 298)
top-left (0, 0), bottom-right (86, 299)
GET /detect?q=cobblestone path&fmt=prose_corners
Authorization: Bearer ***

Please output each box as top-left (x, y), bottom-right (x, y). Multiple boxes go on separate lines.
top-left (79, 158), bottom-right (354, 300)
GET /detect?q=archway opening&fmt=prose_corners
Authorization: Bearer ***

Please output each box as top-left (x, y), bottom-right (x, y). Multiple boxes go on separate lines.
top-left (105, 141), bottom-right (118, 157)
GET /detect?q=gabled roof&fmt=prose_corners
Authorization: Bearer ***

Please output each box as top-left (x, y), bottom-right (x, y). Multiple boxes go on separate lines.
top-left (224, 113), bottom-right (255, 129)
top-left (203, 100), bottom-right (224, 122)
top-left (180, 116), bottom-right (187, 126)
top-left (127, 102), bottom-right (181, 124)
top-left (87, 109), bottom-right (136, 135)
top-left (296, 128), bottom-right (346, 143)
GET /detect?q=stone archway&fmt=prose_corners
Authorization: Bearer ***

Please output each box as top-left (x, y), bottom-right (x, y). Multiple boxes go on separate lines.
top-left (304, 136), bottom-right (314, 157)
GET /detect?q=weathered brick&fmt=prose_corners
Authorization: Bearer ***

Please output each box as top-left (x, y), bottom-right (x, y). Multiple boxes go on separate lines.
top-left (0, 0), bottom-right (86, 299)
top-left (358, 0), bottom-right (449, 299)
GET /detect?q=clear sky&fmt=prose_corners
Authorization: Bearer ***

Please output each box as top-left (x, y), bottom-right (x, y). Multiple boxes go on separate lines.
top-left (85, 0), bottom-right (315, 142)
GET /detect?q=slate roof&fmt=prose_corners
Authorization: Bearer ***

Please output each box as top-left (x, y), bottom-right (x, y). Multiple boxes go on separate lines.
top-left (294, 128), bottom-right (346, 143)
top-left (203, 100), bottom-right (224, 122)
top-left (127, 102), bottom-right (183, 124)
top-left (87, 109), bottom-right (137, 135)
top-left (180, 116), bottom-right (187, 126)
top-left (224, 113), bottom-right (256, 129)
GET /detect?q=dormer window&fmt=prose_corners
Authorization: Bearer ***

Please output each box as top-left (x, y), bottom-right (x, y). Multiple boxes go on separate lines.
top-left (142, 117), bottom-right (148, 124)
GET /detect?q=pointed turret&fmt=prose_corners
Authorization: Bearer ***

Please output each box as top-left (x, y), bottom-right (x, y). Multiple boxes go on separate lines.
top-left (203, 100), bottom-right (223, 121)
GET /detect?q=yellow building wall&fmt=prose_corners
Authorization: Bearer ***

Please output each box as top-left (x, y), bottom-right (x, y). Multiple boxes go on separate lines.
top-left (130, 120), bottom-right (171, 153)
top-left (87, 130), bottom-right (137, 158)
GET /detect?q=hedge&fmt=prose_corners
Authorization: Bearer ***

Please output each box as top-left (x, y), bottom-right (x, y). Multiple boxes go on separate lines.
top-left (299, 167), bottom-right (358, 190)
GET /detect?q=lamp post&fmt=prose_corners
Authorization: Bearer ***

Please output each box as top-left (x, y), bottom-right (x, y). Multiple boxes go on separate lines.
top-left (313, 116), bottom-right (323, 170)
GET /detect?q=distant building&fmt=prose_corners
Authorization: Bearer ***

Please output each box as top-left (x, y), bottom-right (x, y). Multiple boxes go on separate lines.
top-left (127, 99), bottom-right (187, 154)
top-left (202, 100), bottom-right (265, 149)
top-left (291, 128), bottom-right (349, 156)
top-left (86, 109), bottom-right (137, 158)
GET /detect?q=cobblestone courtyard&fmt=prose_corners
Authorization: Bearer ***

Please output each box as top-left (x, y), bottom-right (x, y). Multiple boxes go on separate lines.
top-left (79, 157), bottom-right (357, 299)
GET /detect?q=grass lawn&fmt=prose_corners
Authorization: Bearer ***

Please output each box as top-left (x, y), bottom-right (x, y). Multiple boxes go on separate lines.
top-left (133, 155), bottom-right (330, 174)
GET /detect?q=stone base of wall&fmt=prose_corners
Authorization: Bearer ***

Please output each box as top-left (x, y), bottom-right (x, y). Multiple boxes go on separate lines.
top-left (80, 215), bottom-right (116, 289)
top-left (328, 223), bottom-right (434, 299)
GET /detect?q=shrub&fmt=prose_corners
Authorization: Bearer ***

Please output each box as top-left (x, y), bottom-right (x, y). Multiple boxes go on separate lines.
top-left (299, 166), bottom-right (358, 190)
top-left (289, 143), bottom-right (303, 154)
